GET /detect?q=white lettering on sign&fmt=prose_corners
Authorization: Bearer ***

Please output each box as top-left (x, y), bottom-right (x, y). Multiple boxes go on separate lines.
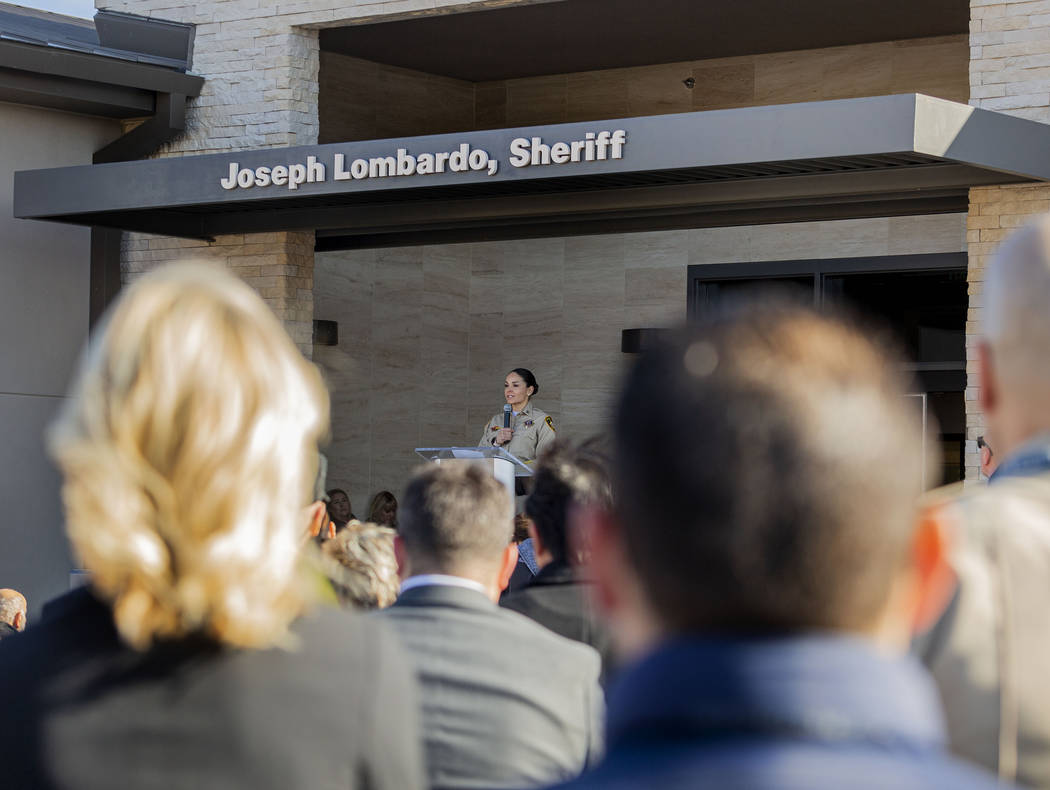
top-left (218, 130), bottom-right (627, 191)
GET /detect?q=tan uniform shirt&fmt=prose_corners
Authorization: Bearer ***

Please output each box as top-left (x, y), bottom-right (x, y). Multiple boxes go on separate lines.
top-left (478, 402), bottom-right (556, 465)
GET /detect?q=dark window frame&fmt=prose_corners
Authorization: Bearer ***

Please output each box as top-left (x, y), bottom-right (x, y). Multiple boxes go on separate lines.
top-left (687, 252), bottom-right (968, 390)
top-left (688, 252), bottom-right (966, 318)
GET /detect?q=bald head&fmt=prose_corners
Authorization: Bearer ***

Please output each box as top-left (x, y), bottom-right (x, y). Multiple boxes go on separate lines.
top-left (0, 589), bottom-right (27, 632)
top-left (981, 215), bottom-right (1050, 456)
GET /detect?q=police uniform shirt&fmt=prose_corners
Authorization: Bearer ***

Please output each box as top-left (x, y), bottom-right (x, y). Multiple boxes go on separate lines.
top-left (478, 401), bottom-right (556, 465)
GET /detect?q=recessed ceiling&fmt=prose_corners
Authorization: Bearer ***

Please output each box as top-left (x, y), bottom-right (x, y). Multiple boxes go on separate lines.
top-left (320, 0), bottom-right (968, 82)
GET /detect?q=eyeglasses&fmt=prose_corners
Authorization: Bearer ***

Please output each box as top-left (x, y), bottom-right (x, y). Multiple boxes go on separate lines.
top-left (977, 435), bottom-right (992, 455)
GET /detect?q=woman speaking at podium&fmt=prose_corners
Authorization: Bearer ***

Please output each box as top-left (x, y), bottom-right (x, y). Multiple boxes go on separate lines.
top-left (478, 368), bottom-right (556, 466)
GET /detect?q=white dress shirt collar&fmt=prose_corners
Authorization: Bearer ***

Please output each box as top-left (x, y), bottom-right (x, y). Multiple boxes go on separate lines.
top-left (400, 573), bottom-right (488, 597)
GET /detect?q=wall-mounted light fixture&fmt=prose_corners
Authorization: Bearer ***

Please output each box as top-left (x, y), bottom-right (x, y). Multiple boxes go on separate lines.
top-left (621, 328), bottom-right (668, 354)
top-left (682, 77), bottom-right (695, 89)
top-left (313, 319), bottom-right (338, 346)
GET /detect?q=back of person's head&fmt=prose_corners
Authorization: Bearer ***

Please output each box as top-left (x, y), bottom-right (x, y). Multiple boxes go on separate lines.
top-left (982, 215), bottom-right (1050, 421)
top-left (525, 438), bottom-right (612, 564)
top-left (614, 301), bottom-right (927, 635)
top-left (399, 464), bottom-right (511, 576)
top-left (367, 490), bottom-right (398, 527)
top-left (322, 522), bottom-right (398, 609)
top-left (48, 262), bottom-right (329, 650)
top-left (0, 589), bottom-right (27, 631)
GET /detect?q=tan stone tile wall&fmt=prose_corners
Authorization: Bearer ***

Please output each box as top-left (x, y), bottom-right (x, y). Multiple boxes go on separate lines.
top-left (319, 35), bottom-right (967, 142)
top-left (315, 214), bottom-right (966, 507)
top-left (319, 53), bottom-right (475, 143)
top-left (122, 231), bottom-right (316, 354)
top-left (965, 0), bottom-right (1050, 479)
top-left (474, 36), bottom-right (968, 128)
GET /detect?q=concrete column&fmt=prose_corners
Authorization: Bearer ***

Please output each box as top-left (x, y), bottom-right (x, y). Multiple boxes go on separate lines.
top-left (965, 1), bottom-right (1050, 479)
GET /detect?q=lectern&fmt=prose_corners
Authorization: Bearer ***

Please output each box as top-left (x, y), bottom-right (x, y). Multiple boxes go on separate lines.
top-left (415, 446), bottom-right (533, 517)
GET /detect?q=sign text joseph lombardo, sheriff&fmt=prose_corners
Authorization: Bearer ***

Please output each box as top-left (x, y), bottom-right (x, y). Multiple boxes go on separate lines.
top-left (220, 129), bottom-right (628, 191)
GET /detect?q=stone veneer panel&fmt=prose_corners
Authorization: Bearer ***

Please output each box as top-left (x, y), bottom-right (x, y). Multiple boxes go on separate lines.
top-left (315, 214), bottom-right (966, 509)
top-left (320, 34), bottom-right (968, 142)
top-left (105, 0), bottom-right (512, 354)
top-left (965, 0), bottom-right (1050, 479)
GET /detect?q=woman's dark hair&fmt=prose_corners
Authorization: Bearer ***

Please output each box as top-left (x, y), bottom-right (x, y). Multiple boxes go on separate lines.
top-left (524, 438), bottom-right (613, 564)
top-left (509, 368), bottom-right (539, 397)
top-left (326, 487), bottom-right (348, 502)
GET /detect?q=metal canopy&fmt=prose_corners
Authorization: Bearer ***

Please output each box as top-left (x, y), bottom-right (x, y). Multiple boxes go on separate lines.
top-left (0, 3), bottom-right (202, 118)
top-left (14, 94), bottom-right (1050, 248)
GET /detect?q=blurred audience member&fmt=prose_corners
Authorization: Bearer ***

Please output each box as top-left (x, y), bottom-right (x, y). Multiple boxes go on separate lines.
top-left (0, 589), bottom-right (26, 640)
top-left (502, 439), bottom-right (615, 683)
top-left (918, 216), bottom-right (1050, 786)
top-left (368, 489), bottom-right (398, 528)
top-left (322, 522), bottom-right (398, 609)
top-left (551, 303), bottom-right (1002, 790)
top-left (0, 263), bottom-right (423, 790)
top-left (503, 514), bottom-right (538, 595)
top-left (378, 463), bottom-right (602, 789)
top-left (977, 434), bottom-right (998, 480)
top-left (327, 488), bottom-right (355, 530)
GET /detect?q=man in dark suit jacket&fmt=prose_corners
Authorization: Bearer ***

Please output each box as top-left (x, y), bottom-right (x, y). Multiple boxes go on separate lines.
top-left (0, 586), bottom-right (424, 790)
top-left (549, 304), bottom-right (1007, 790)
top-left (378, 463), bottom-right (603, 790)
top-left (501, 440), bottom-right (615, 683)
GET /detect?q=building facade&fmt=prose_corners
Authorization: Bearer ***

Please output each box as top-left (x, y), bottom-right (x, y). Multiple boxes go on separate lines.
top-left (8, 1), bottom-right (1050, 606)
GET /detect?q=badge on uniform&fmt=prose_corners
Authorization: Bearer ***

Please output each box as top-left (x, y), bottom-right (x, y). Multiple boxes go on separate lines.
top-left (524, 420), bottom-right (534, 427)
top-left (490, 425), bottom-right (499, 431)
top-left (545, 416), bottom-right (555, 432)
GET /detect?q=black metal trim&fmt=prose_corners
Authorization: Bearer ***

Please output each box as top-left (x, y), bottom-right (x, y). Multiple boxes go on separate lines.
top-left (88, 227), bottom-right (122, 329)
top-left (0, 65), bottom-right (155, 117)
top-left (0, 38), bottom-right (203, 96)
top-left (315, 194), bottom-right (968, 251)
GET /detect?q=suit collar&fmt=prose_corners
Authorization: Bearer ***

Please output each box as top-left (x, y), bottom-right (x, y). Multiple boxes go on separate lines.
top-left (393, 582), bottom-right (496, 612)
top-left (607, 634), bottom-right (945, 752)
top-left (529, 560), bottom-right (582, 587)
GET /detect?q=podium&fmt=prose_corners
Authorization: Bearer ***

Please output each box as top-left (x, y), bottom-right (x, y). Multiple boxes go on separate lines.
top-left (415, 446), bottom-right (532, 517)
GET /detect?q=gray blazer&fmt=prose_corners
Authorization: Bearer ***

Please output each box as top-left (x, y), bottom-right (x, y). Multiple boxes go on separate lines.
top-left (376, 583), bottom-right (604, 790)
top-left (0, 587), bottom-right (425, 790)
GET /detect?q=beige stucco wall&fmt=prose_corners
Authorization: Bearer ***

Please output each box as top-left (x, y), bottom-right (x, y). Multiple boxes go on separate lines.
top-left (315, 214), bottom-right (967, 509)
top-left (0, 102), bottom-right (122, 617)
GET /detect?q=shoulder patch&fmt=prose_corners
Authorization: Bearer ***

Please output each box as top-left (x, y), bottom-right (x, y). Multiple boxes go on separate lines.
top-left (545, 415), bottom-right (555, 432)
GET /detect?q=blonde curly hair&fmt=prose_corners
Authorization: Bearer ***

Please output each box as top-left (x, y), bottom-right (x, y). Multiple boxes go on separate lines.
top-left (48, 263), bottom-right (329, 650)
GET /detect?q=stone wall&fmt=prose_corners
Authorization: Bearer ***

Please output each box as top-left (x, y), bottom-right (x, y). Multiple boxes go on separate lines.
top-left (474, 36), bottom-right (967, 128)
top-left (319, 34), bottom-right (968, 142)
top-left (965, 0), bottom-right (1050, 478)
top-left (104, 0), bottom-right (511, 354)
top-left (315, 214), bottom-right (967, 510)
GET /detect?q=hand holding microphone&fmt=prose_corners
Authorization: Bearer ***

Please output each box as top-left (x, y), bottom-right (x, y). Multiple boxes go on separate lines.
top-left (496, 403), bottom-right (514, 446)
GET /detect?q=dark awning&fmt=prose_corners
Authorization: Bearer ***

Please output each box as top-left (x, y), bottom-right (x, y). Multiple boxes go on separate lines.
top-left (14, 94), bottom-right (1050, 249)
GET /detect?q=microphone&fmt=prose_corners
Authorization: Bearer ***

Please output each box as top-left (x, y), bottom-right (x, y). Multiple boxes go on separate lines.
top-left (503, 403), bottom-right (512, 428)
